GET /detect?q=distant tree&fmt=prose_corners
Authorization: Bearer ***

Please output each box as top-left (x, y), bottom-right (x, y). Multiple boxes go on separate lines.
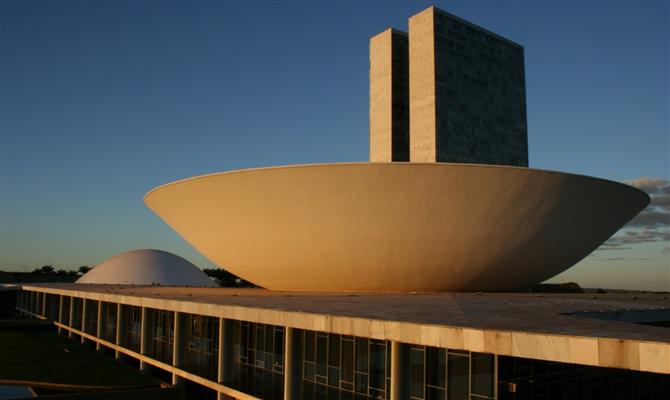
top-left (203, 268), bottom-right (255, 287)
top-left (56, 269), bottom-right (68, 277)
top-left (35, 265), bottom-right (54, 274)
top-left (77, 266), bottom-right (91, 275)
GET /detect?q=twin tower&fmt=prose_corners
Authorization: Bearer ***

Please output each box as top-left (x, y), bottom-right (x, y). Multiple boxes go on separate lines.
top-left (369, 6), bottom-right (528, 166)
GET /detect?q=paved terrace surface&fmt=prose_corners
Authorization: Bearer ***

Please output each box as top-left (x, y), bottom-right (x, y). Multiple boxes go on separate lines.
top-left (17, 284), bottom-right (670, 373)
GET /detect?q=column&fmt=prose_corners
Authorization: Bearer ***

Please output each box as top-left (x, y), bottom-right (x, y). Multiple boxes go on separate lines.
top-left (81, 299), bottom-right (88, 344)
top-left (115, 303), bottom-right (126, 360)
top-left (57, 295), bottom-right (64, 334)
top-left (41, 292), bottom-right (46, 317)
top-left (172, 312), bottom-right (186, 386)
top-left (140, 307), bottom-right (152, 372)
top-left (217, 318), bottom-right (233, 400)
top-left (283, 327), bottom-right (302, 400)
top-left (68, 297), bottom-right (75, 338)
top-left (390, 341), bottom-right (410, 400)
top-left (96, 301), bottom-right (103, 350)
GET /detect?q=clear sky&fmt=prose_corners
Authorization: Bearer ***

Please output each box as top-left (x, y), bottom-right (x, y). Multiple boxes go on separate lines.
top-left (1, 1), bottom-right (668, 291)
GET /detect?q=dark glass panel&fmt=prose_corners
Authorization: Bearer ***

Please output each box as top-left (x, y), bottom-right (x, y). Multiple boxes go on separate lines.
top-left (305, 331), bottom-right (315, 362)
top-left (447, 353), bottom-right (469, 400)
top-left (328, 334), bottom-right (340, 367)
top-left (328, 366), bottom-right (340, 387)
top-left (426, 347), bottom-right (446, 388)
top-left (370, 342), bottom-right (386, 390)
top-left (425, 386), bottom-right (445, 400)
top-left (410, 347), bottom-right (425, 398)
top-left (304, 361), bottom-right (315, 381)
top-left (341, 339), bottom-right (354, 383)
top-left (471, 353), bottom-right (494, 397)
top-left (256, 325), bottom-right (265, 352)
top-left (274, 328), bottom-right (284, 367)
top-left (355, 372), bottom-right (368, 393)
top-left (316, 334), bottom-right (328, 377)
top-left (355, 338), bottom-right (369, 373)
top-left (240, 323), bottom-right (249, 359)
top-left (266, 325), bottom-right (273, 354)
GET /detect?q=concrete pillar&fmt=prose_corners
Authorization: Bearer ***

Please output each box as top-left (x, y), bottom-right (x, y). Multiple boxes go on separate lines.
top-left (57, 295), bottom-right (65, 334)
top-left (81, 299), bottom-right (88, 344)
top-left (115, 303), bottom-right (126, 360)
top-left (172, 312), bottom-right (187, 386)
top-left (283, 327), bottom-right (302, 400)
top-left (140, 307), bottom-right (152, 372)
top-left (68, 297), bottom-right (75, 338)
top-left (41, 292), bottom-right (46, 317)
top-left (390, 341), bottom-right (409, 400)
top-left (96, 301), bottom-right (103, 350)
top-left (30, 292), bottom-right (35, 315)
top-left (217, 318), bottom-right (234, 400)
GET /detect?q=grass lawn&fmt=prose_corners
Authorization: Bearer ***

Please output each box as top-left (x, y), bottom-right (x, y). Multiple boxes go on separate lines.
top-left (0, 322), bottom-right (159, 387)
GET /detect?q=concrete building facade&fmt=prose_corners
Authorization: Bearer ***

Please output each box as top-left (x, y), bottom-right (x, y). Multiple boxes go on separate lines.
top-left (371, 6), bottom-right (528, 166)
top-left (370, 29), bottom-right (409, 162)
top-left (14, 285), bottom-right (670, 400)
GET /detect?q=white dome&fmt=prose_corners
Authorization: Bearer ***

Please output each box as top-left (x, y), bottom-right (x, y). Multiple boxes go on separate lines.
top-left (76, 249), bottom-right (217, 287)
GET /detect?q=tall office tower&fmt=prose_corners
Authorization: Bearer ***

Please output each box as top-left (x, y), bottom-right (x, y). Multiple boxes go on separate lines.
top-left (369, 29), bottom-right (409, 162)
top-left (407, 6), bottom-right (528, 166)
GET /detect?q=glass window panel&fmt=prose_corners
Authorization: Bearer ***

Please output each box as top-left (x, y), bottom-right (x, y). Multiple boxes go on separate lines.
top-left (355, 338), bottom-right (369, 373)
top-left (316, 334), bottom-right (328, 377)
top-left (355, 372), bottom-right (368, 394)
top-left (370, 342), bottom-right (386, 390)
top-left (341, 339), bottom-right (354, 383)
top-left (305, 331), bottom-right (315, 362)
top-left (447, 354), bottom-right (469, 400)
top-left (274, 328), bottom-right (284, 367)
top-left (265, 325), bottom-right (273, 353)
top-left (304, 361), bottom-right (315, 381)
top-left (328, 366), bottom-right (340, 386)
top-left (256, 325), bottom-right (265, 352)
top-left (410, 347), bottom-right (425, 398)
top-left (471, 353), bottom-right (494, 397)
top-left (328, 334), bottom-right (340, 367)
top-left (426, 386), bottom-right (445, 400)
top-left (426, 347), bottom-right (446, 388)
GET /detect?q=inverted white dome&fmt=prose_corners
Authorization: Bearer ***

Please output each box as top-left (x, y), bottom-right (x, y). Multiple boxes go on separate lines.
top-left (76, 249), bottom-right (216, 287)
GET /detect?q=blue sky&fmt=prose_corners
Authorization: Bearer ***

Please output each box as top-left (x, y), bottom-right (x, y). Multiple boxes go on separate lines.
top-left (1, 1), bottom-right (668, 290)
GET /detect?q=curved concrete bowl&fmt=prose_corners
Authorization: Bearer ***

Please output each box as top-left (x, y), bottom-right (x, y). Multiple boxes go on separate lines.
top-left (145, 163), bottom-right (648, 292)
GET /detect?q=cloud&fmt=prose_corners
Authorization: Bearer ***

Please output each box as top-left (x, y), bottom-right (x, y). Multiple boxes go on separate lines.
top-left (626, 209), bottom-right (670, 228)
top-left (621, 177), bottom-right (670, 229)
top-left (598, 177), bottom-right (669, 251)
top-left (625, 177), bottom-right (669, 194)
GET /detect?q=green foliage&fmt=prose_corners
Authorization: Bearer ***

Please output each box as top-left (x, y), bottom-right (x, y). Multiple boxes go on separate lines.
top-left (202, 268), bottom-right (255, 287)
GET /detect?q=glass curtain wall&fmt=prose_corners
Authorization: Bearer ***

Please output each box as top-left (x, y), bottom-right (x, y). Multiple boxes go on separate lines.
top-left (71, 297), bottom-right (83, 331)
top-left (497, 355), bottom-right (670, 400)
top-left (124, 305), bottom-right (142, 353)
top-left (301, 331), bottom-right (391, 399)
top-left (99, 301), bottom-right (117, 342)
top-left (61, 296), bottom-right (71, 326)
top-left (150, 309), bottom-right (174, 364)
top-left (409, 346), bottom-right (494, 400)
top-left (184, 314), bottom-right (219, 380)
top-left (230, 320), bottom-right (285, 400)
top-left (84, 300), bottom-right (98, 335)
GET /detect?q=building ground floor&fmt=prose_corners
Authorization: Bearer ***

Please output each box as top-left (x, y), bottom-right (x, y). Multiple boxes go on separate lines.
top-left (11, 284), bottom-right (670, 400)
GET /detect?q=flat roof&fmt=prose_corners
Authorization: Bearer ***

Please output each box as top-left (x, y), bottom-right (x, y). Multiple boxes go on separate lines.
top-left (19, 284), bottom-right (670, 374)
